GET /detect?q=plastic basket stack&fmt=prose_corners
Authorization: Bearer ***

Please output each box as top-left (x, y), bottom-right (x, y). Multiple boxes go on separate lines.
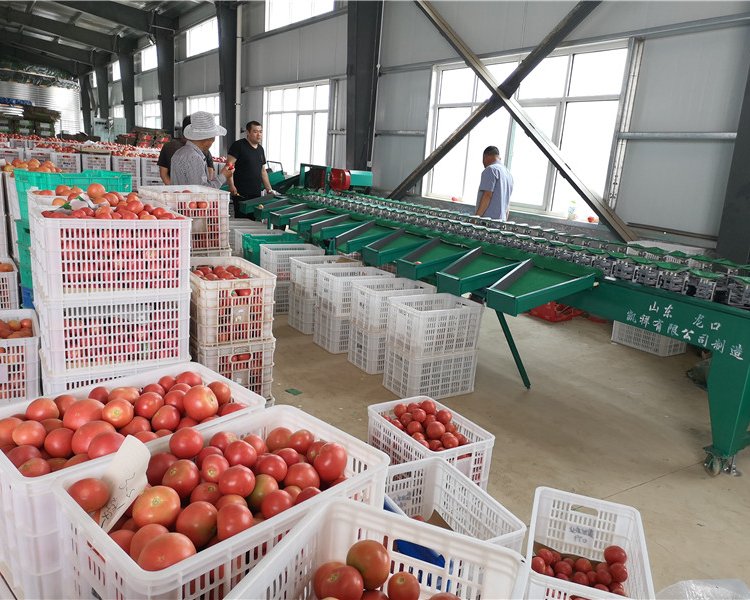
top-left (313, 266), bottom-right (395, 354)
top-left (348, 277), bottom-right (435, 374)
top-left (139, 185), bottom-right (232, 256)
top-left (0, 308), bottom-right (40, 404)
top-left (230, 221), bottom-right (269, 256)
top-left (383, 293), bottom-right (484, 398)
top-left (140, 155), bottom-right (162, 187)
top-left (189, 256), bottom-right (277, 402)
top-left (28, 192), bottom-right (192, 394)
top-left (259, 243), bottom-right (325, 315)
top-left (111, 155), bottom-right (142, 190)
top-left (289, 254), bottom-right (363, 334)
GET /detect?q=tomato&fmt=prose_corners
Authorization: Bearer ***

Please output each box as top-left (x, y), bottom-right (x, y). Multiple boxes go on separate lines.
top-left (440, 433), bottom-right (458, 449)
top-left (0, 417), bottom-right (22, 445)
top-left (88, 431), bottom-right (126, 459)
top-left (135, 431), bottom-right (158, 443)
top-left (361, 593), bottom-right (390, 600)
top-left (609, 583), bottom-right (626, 596)
top-left (435, 409), bottom-right (452, 425)
top-left (406, 421), bottom-right (423, 436)
top-left (183, 386), bottom-right (218, 421)
top-left (287, 429), bottom-right (314, 454)
top-left (169, 427), bottom-right (204, 459)
top-left (346, 539), bottom-right (390, 590)
top-left (201, 454), bottom-right (229, 483)
top-left (313, 561), bottom-right (346, 598)
top-left (317, 565), bottom-right (364, 600)
top-left (425, 421), bottom-right (446, 440)
top-left (207, 381), bottom-right (232, 406)
top-left (176, 501), bottom-right (218, 548)
top-left (419, 399), bottom-right (436, 415)
top-left (119, 416), bottom-right (151, 436)
top-left (163, 390), bottom-right (185, 412)
top-left (306, 440), bottom-right (326, 464)
top-left (132, 486), bottom-right (181, 528)
top-left (537, 549), bottom-right (554, 565)
top-left (87, 183), bottom-right (106, 198)
top-left (387, 571), bottom-right (420, 600)
top-left (87, 388), bottom-right (109, 403)
top-left (218, 465), bottom-right (255, 497)
top-left (596, 569), bottom-right (613, 586)
top-left (62, 399), bottom-right (104, 430)
top-left (224, 440), bottom-right (257, 468)
top-left (190, 482), bottom-right (221, 505)
top-left (128, 523), bottom-right (170, 560)
top-left (12, 420), bottom-right (46, 447)
top-left (313, 443), bottom-right (347, 483)
top-left (19, 457), bottom-right (51, 477)
top-left (284, 462), bottom-right (320, 489)
top-left (135, 392), bottom-right (164, 420)
top-left (67, 478), bottom-right (110, 512)
top-left (242, 434), bottom-right (267, 455)
top-left (255, 454), bottom-right (287, 482)
top-left (101, 399), bottom-right (134, 428)
top-left (209, 431), bottom-right (238, 452)
top-left (175, 371), bottom-right (202, 387)
top-left (574, 557), bottom-right (592, 573)
top-left (248, 473), bottom-right (278, 511)
top-left (195, 445), bottom-right (223, 468)
top-left (25, 398), bottom-right (59, 421)
top-left (162, 459), bottom-right (201, 499)
top-left (604, 545), bottom-right (627, 565)
top-left (215, 494), bottom-right (248, 510)
top-left (64, 453), bottom-right (90, 468)
top-left (151, 405), bottom-right (180, 431)
top-left (142, 383), bottom-right (166, 397)
top-left (294, 486), bottom-right (321, 505)
top-left (147, 453), bottom-right (178, 486)
top-left (531, 556), bottom-right (546, 573)
top-left (217, 403), bottom-right (245, 417)
top-left (260, 489), bottom-right (293, 519)
top-left (609, 562), bottom-right (628, 583)
top-left (137, 532), bottom-right (196, 571)
top-left (216, 503), bottom-right (254, 541)
top-left (7, 445), bottom-right (39, 467)
top-left (110, 529), bottom-right (135, 554)
top-left (554, 561), bottom-right (572, 576)
top-left (108, 387), bottom-right (140, 404)
top-left (571, 571), bottom-right (589, 586)
top-left (71, 420), bottom-right (115, 455)
top-left (48, 457), bottom-right (68, 472)
top-left (265, 427), bottom-right (292, 451)
top-left (427, 595), bottom-right (460, 600)
top-left (158, 376), bottom-right (176, 391)
top-left (274, 447), bottom-right (304, 467)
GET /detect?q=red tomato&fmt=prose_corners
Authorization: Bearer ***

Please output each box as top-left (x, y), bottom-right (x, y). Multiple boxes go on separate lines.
top-left (247, 473), bottom-right (278, 511)
top-left (176, 417), bottom-right (198, 430)
top-left (12, 420), bottom-right (46, 447)
top-left (62, 399), bottom-right (104, 431)
top-left (284, 485), bottom-right (301, 502)
top-left (216, 503), bottom-right (254, 541)
top-left (175, 371), bottom-right (202, 387)
top-left (118, 416), bottom-right (151, 436)
top-left (609, 583), bottom-right (626, 596)
top-left (67, 478), bottom-right (110, 512)
top-left (171, 383), bottom-right (192, 393)
top-left (86, 388), bottom-right (109, 403)
top-left (224, 440), bottom-right (257, 468)
top-left (531, 556), bottom-right (546, 573)
top-left (87, 431), bottom-right (126, 459)
top-left (175, 501), bottom-right (217, 548)
top-left (284, 461), bottom-right (320, 489)
top-left (435, 409), bottom-right (452, 425)
top-left (201, 454), bottom-right (230, 483)
top-left (87, 183), bottom-right (106, 199)
top-left (387, 571), bottom-right (420, 600)
top-left (274, 447), bottom-right (303, 466)
top-left (609, 563), bottom-right (628, 583)
top-left (132, 486), bottom-right (181, 528)
top-left (135, 430), bottom-right (158, 443)
top-left (209, 431), bottom-right (238, 452)
top-left (293, 486), bottom-right (321, 505)
top-left (313, 561), bottom-right (346, 598)
top-left (161, 459), bottom-right (200, 499)
top-left (217, 403), bottom-right (245, 417)
top-left (169, 427), bottom-right (204, 459)
top-left (554, 561), bottom-right (573, 576)
top-left (604, 545), bottom-right (627, 565)
top-left (419, 399), bottom-right (436, 415)
top-left (574, 558), bottom-right (593, 573)
top-left (190, 482), bottom-right (222, 505)
top-left (346, 539), bottom-right (390, 590)
top-left (147, 453), bottom-right (178, 486)
top-left (318, 566), bottom-right (364, 600)
top-left (242, 434), bottom-right (267, 455)
top-left (7, 445), bottom-right (40, 467)
top-left (392, 404), bottom-right (407, 417)
top-left (142, 383), bottom-right (166, 397)
top-left (47, 457), bottom-right (68, 472)
top-left (64, 453), bottom-right (90, 468)
top-left (572, 571), bottom-right (589, 586)
top-left (195, 446), bottom-right (223, 468)
top-left (425, 421), bottom-right (446, 440)
top-left (255, 454), bottom-right (288, 482)
top-left (265, 427), bottom-right (292, 451)
top-left (406, 421), bottom-right (423, 435)
top-left (313, 443), bottom-right (347, 482)
top-left (151, 405), bottom-right (180, 431)
top-left (207, 381), bottom-right (232, 406)
top-left (218, 465), bottom-right (255, 497)
top-left (25, 398), bottom-right (59, 421)
top-left (410, 408), bottom-right (426, 423)
top-left (158, 376), bottom-right (176, 392)
top-left (361, 592), bottom-right (390, 600)
top-left (260, 489), bottom-right (293, 519)
top-left (596, 569), bottom-right (613, 586)
top-left (101, 399), bottom-right (134, 428)
top-left (137, 532), bottom-right (196, 571)
top-left (163, 390), bottom-right (185, 412)
top-left (440, 433), bottom-right (458, 449)
top-left (287, 429), bottom-right (314, 454)
top-left (182, 386), bottom-right (218, 421)
top-left (110, 529), bottom-right (135, 554)
top-left (134, 392), bottom-right (165, 420)
top-left (426, 595), bottom-right (460, 600)
top-left (215, 494), bottom-right (248, 510)
top-left (19, 457), bottom-right (51, 477)
top-left (0, 417), bottom-right (21, 445)
top-left (108, 387), bottom-right (140, 404)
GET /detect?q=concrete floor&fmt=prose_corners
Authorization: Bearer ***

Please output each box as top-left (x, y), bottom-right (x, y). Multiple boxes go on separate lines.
top-left (270, 309), bottom-right (750, 593)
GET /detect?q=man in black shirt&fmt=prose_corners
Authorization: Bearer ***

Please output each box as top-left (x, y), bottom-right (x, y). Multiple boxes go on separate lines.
top-left (158, 115), bottom-right (214, 184)
top-left (227, 121), bottom-right (273, 211)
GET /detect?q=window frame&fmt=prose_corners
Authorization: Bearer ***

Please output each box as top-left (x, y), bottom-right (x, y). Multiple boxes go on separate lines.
top-left (186, 93), bottom-right (222, 157)
top-left (139, 44), bottom-right (158, 73)
top-left (140, 100), bottom-right (162, 129)
top-left (113, 105), bottom-right (125, 119)
top-left (111, 61), bottom-right (121, 82)
top-left (264, 0), bottom-right (336, 33)
top-left (186, 17), bottom-right (219, 58)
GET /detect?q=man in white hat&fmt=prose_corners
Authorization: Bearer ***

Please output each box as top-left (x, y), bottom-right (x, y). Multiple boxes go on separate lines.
top-left (170, 111), bottom-right (232, 188)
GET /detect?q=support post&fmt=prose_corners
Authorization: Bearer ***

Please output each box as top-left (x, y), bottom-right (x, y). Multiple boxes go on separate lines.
top-left (216, 0), bottom-right (239, 153)
top-left (119, 52), bottom-right (136, 132)
top-left (155, 29), bottom-right (175, 135)
top-left (496, 311), bottom-right (531, 389)
top-left (79, 74), bottom-right (92, 135)
top-left (94, 64), bottom-right (109, 119)
top-left (346, 0), bottom-right (383, 170)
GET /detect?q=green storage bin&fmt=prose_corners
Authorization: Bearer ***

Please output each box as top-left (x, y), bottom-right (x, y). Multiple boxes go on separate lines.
top-left (16, 221), bottom-right (31, 248)
top-left (18, 245), bottom-right (32, 288)
top-left (242, 232), bottom-right (302, 264)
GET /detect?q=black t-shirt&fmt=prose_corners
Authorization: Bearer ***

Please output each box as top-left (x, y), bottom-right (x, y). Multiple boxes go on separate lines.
top-left (228, 139), bottom-right (266, 198)
top-left (157, 139), bottom-right (214, 173)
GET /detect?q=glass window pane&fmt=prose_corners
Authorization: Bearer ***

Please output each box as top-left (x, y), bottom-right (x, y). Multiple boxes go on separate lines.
top-left (312, 112), bottom-right (328, 165)
top-left (315, 84), bottom-right (329, 110)
top-left (518, 55), bottom-right (568, 99)
top-left (297, 114), bottom-right (312, 166)
top-left (267, 113), bottom-right (282, 164)
top-left (429, 107), bottom-right (471, 200)
top-left (282, 88), bottom-right (297, 111)
top-left (486, 61), bottom-right (518, 88)
top-left (569, 48), bottom-right (628, 97)
top-left (551, 100), bottom-right (619, 216)
top-left (506, 105), bottom-right (556, 206)
top-left (112, 61), bottom-right (120, 82)
top-left (439, 67), bottom-right (476, 104)
top-left (464, 109), bottom-right (511, 202)
top-left (141, 45), bottom-right (157, 71)
top-left (267, 0), bottom-right (332, 31)
top-left (280, 113), bottom-right (296, 174)
top-left (298, 86), bottom-right (314, 111)
top-left (268, 89), bottom-right (283, 111)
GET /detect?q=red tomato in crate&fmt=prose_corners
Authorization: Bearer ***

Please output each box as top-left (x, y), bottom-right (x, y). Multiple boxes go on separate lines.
top-left (248, 473), bottom-right (278, 511)
top-left (218, 465), bottom-right (255, 497)
top-left (216, 503), bottom-right (254, 541)
top-left (161, 459), bottom-right (201, 499)
top-left (62, 399), bottom-right (104, 430)
top-left (132, 486), bottom-right (181, 528)
top-left (313, 561), bottom-right (345, 598)
top-left (175, 501), bottom-right (218, 548)
top-left (313, 443), bottom-right (347, 482)
top-left (67, 477), bottom-right (110, 512)
top-left (137, 532), bottom-right (196, 571)
top-left (12, 420), bottom-right (46, 447)
top-left (346, 539), bottom-right (390, 590)
top-left (265, 427), bottom-right (292, 451)
top-left (201, 454), bottom-right (230, 483)
top-left (388, 571), bottom-right (420, 600)
top-left (224, 440), bottom-right (257, 468)
top-left (183, 386), bottom-right (219, 421)
top-left (25, 398), bottom-right (59, 421)
top-left (169, 427), bottom-right (204, 459)
top-left (71, 421), bottom-right (115, 455)
top-left (147, 453), bottom-right (178, 487)
top-left (284, 463), bottom-right (320, 489)
top-left (101, 399), bottom-right (134, 429)
top-left (317, 566), bottom-right (364, 600)
top-left (190, 482), bottom-right (222, 505)
top-left (87, 431), bottom-right (125, 459)
top-left (255, 454), bottom-right (287, 482)
top-left (260, 489), bottom-right (293, 519)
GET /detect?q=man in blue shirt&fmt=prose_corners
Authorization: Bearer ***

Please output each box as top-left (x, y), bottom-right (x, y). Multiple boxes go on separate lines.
top-left (476, 146), bottom-right (513, 221)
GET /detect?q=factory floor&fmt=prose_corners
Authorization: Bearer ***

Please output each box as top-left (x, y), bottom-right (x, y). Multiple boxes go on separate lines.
top-left (271, 309), bottom-right (750, 593)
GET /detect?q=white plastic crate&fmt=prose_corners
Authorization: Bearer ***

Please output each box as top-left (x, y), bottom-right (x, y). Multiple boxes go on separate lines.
top-left (387, 293), bottom-right (484, 357)
top-left (0, 361), bottom-right (265, 600)
top-left (351, 277), bottom-right (436, 332)
top-left (140, 156), bottom-right (160, 180)
top-left (36, 290), bottom-right (190, 375)
top-left (611, 321), bottom-right (686, 356)
top-left (140, 175), bottom-right (162, 188)
top-left (274, 280), bottom-right (291, 314)
top-left (316, 266), bottom-right (395, 316)
top-left (385, 457), bottom-right (526, 552)
top-left (0, 261), bottom-right (19, 309)
top-left (50, 151), bottom-right (81, 173)
top-left (191, 247), bottom-right (232, 257)
top-left (259, 243), bottom-right (325, 281)
top-left (368, 396), bottom-right (494, 488)
top-left (313, 307), bottom-right (350, 354)
top-left (348, 324), bottom-right (387, 374)
top-left (231, 224), bottom-right (271, 256)
top-left (190, 256), bottom-right (276, 346)
top-left (80, 153), bottom-right (111, 171)
top-left (288, 286), bottom-right (315, 334)
top-left (2, 172), bottom-right (19, 220)
top-left (26, 148), bottom-right (55, 164)
top-left (526, 487), bottom-right (655, 600)
top-left (111, 155), bottom-right (142, 188)
top-left (517, 565), bottom-right (616, 600)
top-left (193, 337), bottom-right (275, 399)
top-left (289, 254), bottom-right (362, 297)
top-left (0, 308), bottom-right (40, 403)
top-left (42, 359), bottom-right (144, 395)
top-left (225, 499), bottom-right (524, 600)
top-left (29, 202), bottom-right (191, 300)
top-left (53, 406), bottom-right (390, 600)
top-left (0, 147), bottom-right (25, 162)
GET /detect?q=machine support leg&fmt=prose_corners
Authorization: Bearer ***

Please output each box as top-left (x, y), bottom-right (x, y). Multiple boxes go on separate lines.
top-left (496, 311), bottom-right (531, 389)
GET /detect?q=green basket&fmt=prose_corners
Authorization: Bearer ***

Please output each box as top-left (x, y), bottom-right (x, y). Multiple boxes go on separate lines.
top-left (242, 232), bottom-right (302, 264)
top-left (18, 244), bottom-right (32, 288)
top-left (15, 221), bottom-right (31, 248)
top-left (13, 169), bottom-right (132, 220)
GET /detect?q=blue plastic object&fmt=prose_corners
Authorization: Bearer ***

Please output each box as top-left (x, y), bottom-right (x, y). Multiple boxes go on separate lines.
top-left (21, 286), bottom-right (34, 309)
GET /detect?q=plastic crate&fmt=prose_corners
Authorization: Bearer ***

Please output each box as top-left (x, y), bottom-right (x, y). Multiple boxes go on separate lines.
top-left (385, 457), bottom-right (526, 552)
top-left (36, 291), bottom-right (190, 375)
top-left (288, 286), bottom-right (315, 334)
top-left (611, 321), bottom-right (686, 356)
top-left (0, 308), bottom-right (40, 403)
top-left (526, 487), bottom-right (655, 600)
top-left (351, 277), bottom-right (436, 332)
top-left (190, 256), bottom-right (276, 346)
top-left (53, 406), bottom-right (390, 600)
top-left (80, 153), bottom-right (111, 171)
top-left (193, 338), bottom-right (275, 399)
top-left (241, 231), bottom-right (302, 264)
top-left (42, 359), bottom-right (143, 395)
top-left (26, 148), bottom-right (55, 163)
top-left (138, 185), bottom-right (231, 253)
top-left (348, 324), bottom-right (387, 374)
top-left (50, 151), bottom-right (81, 173)
top-left (231, 223), bottom-right (270, 256)
top-left (140, 156), bottom-right (160, 180)
top-left (0, 261), bottom-right (19, 309)
top-left (274, 280), bottom-right (291, 314)
top-left (368, 397), bottom-right (494, 488)
top-left (316, 266), bottom-right (395, 316)
top-left (313, 307), bottom-right (350, 354)
top-left (111, 155), bottom-right (142, 186)
top-left (383, 346), bottom-right (479, 400)
top-left (29, 203), bottom-right (191, 300)
top-left (387, 293), bottom-right (484, 357)
top-left (259, 243), bottom-right (325, 281)
top-left (289, 254), bottom-right (363, 298)
top-left (225, 499), bottom-right (524, 600)
top-left (0, 361), bottom-right (265, 599)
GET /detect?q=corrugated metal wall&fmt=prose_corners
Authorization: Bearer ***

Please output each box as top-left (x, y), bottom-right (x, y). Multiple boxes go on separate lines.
top-left (0, 80), bottom-right (82, 134)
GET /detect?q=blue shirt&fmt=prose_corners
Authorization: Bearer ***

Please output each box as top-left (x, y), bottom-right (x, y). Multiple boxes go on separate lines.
top-left (477, 161), bottom-right (513, 220)
top-left (170, 141), bottom-right (225, 188)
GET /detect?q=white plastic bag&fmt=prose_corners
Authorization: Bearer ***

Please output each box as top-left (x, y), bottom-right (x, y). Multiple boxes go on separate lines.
top-left (657, 579), bottom-right (750, 600)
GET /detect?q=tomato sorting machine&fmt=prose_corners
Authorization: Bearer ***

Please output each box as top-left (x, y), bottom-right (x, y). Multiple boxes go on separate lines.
top-left (250, 174), bottom-right (750, 477)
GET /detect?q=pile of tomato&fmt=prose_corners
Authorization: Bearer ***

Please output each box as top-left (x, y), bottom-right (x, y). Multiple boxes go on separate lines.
top-left (192, 264), bottom-right (253, 283)
top-left (381, 399), bottom-right (470, 452)
top-left (0, 316), bottom-right (34, 340)
top-left (531, 544), bottom-right (630, 596)
top-left (66, 425), bottom-right (349, 571)
top-left (0, 371), bottom-right (249, 478)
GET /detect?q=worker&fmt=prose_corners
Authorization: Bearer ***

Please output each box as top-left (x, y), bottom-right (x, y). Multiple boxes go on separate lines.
top-left (170, 112), bottom-right (232, 188)
top-left (476, 146), bottom-right (513, 221)
top-left (227, 121), bottom-right (275, 215)
top-left (158, 115), bottom-right (215, 184)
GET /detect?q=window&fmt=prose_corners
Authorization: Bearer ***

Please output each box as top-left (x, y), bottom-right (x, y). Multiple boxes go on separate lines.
top-left (186, 17), bottom-right (218, 57)
top-left (113, 105), bottom-right (124, 119)
top-left (112, 61), bottom-right (120, 82)
top-left (187, 94), bottom-right (221, 157)
top-left (140, 101), bottom-right (161, 129)
top-left (426, 45), bottom-right (628, 220)
top-left (91, 71), bottom-right (97, 88)
top-left (263, 81), bottom-right (330, 175)
top-left (266, 0), bottom-right (334, 31)
top-left (140, 44), bottom-right (158, 72)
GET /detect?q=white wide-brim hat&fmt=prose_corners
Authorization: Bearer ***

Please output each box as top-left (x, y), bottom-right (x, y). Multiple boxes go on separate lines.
top-left (184, 111), bottom-right (227, 140)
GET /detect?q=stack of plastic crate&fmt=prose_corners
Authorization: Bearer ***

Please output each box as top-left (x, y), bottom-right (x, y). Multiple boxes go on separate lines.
top-left (383, 294), bottom-right (484, 398)
top-left (0, 308), bottom-right (40, 404)
top-left (288, 254), bottom-right (362, 334)
top-left (189, 256), bottom-right (277, 401)
top-left (80, 153), bottom-right (111, 171)
top-left (139, 185), bottom-right (231, 256)
top-left (259, 243), bottom-right (325, 315)
top-left (348, 278), bottom-right (435, 374)
top-left (0, 259), bottom-right (19, 309)
top-left (230, 222), bottom-right (268, 256)
top-left (111, 155), bottom-right (141, 190)
top-left (28, 196), bottom-right (192, 393)
top-left (313, 266), bottom-right (394, 354)
top-left (50, 151), bottom-right (81, 173)
top-left (139, 154), bottom-right (162, 186)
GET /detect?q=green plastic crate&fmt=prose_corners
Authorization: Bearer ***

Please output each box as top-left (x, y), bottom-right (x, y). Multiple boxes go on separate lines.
top-left (18, 244), bottom-right (32, 288)
top-left (242, 232), bottom-right (302, 264)
top-left (15, 221), bottom-right (30, 248)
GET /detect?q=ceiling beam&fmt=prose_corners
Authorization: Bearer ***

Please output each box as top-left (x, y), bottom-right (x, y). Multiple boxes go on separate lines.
top-left (0, 43), bottom-right (78, 76)
top-left (55, 1), bottom-right (178, 33)
top-left (2, 29), bottom-right (112, 66)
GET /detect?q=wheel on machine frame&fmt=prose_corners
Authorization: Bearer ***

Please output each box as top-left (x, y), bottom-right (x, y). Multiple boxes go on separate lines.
top-left (703, 453), bottom-right (723, 477)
